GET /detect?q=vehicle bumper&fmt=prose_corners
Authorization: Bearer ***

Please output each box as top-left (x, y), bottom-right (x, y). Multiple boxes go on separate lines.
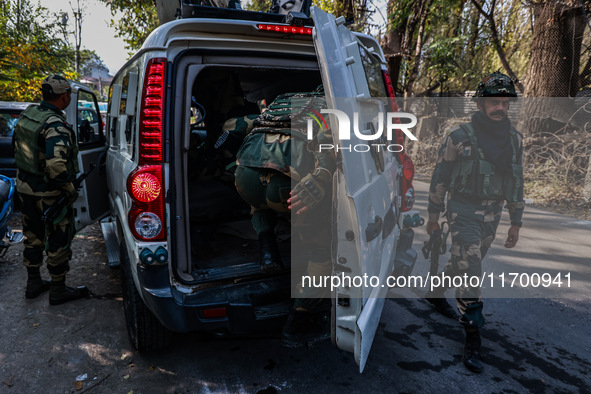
top-left (137, 265), bottom-right (291, 333)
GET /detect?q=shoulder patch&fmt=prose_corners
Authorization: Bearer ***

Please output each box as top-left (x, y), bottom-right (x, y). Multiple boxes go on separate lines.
top-left (448, 126), bottom-right (470, 146)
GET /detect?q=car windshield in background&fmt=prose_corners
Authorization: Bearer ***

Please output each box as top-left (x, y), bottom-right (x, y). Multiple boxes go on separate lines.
top-left (0, 102), bottom-right (33, 177)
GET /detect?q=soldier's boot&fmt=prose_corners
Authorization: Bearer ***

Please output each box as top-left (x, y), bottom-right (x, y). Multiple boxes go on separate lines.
top-left (281, 303), bottom-right (331, 348)
top-left (424, 286), bottom-right (457, 319)
top-left (463, 327), bottom-right (484, 373)
top-left (49, 278), bottom-right (89, 306)
top-left (25, 267), bottom-right (51, 299)
top-left (258, 230), bottom-right (282, 273)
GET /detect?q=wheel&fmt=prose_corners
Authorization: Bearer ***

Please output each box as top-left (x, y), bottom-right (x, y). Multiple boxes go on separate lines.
top-left (119, 242), bottom-right (172, 351)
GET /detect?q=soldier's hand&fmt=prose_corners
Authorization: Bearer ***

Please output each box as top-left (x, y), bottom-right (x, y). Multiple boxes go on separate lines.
top-left (426, 221), bottom-right (440, 235)
top-left (288, 168), bottom-right (332, 216)
top-left (505, 225), bottom-right (520, 248)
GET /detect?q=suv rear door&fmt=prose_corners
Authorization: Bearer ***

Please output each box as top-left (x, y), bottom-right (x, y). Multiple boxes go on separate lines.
top-left (311, 6), bottom-right (401, 372)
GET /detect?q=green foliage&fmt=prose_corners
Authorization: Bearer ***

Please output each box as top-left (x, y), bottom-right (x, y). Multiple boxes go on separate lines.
top-left (98, 0), bottom-right (159, 52)
top-left (244, 0), bottom-right (272, 12)
top-left (387, 0), bottom-right (539, 96)
top-left (0, 0), bottom-right (76, 101)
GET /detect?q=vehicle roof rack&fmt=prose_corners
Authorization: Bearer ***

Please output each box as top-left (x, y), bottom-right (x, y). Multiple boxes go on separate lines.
top-left (179, 2), bottom-right (314, 26)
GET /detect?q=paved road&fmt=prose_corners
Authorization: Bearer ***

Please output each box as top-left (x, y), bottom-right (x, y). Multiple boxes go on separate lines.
top-left (0, 182), bottom-right (590, 393)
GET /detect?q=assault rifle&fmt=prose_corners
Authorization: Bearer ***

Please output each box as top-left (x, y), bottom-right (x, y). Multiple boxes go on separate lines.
top-left (422, 222), bottom-right (449, 277)
top-left (42, 163), bottom-right (95, 224)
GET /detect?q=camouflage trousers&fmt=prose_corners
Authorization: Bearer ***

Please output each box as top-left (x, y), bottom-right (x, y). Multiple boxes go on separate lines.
top-left (440, 208), bottom-right (501, 328)
top-left (19, 193), bottom-right (74, 281)
top-left (234, 165), bottom-right (292, 234)
top-left (235, 165), bottom-right (333, 310)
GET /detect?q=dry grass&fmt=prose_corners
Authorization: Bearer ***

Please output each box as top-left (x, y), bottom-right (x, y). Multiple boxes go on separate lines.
top-left (408, 132), bottom-right (591, 221)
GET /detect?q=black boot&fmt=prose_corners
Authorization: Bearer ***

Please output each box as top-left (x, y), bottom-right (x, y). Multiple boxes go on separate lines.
top-left (281, 308), bottom-right (330, 348)
top-left (25, 267), bottom-right (50, 299)
top-left (49, 279), bottom-right (89, 306)
top-left (463, 327), bottom-right (484, 373)
top-left (258, 230), bottom-right (282, 273)
top-left (425, 289), bottom-right (457, 319)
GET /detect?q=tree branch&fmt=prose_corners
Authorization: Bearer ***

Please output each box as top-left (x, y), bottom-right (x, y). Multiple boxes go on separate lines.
top-left (470, 0), bottom-right (525, 92)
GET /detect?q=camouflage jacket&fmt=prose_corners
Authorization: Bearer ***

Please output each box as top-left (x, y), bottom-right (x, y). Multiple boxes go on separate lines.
top-left (16, 101), bottom-right (78, 197)
top-left (236, 92), bottom-right (336, 181)
top-left (428, 124), bottom-right (525, 227)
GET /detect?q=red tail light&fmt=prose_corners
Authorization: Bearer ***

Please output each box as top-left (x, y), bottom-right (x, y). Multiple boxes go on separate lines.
top-left (128, 58), bottom-right (168, 242)
top-left (128, 165), bottom-right (165, 241)
top-left (381, 68), bottom-right (415, 211)
top-left (400, 152), bottom-right (415, 212)
top-left (257, 24), bottom-right (313, 35)
top-left (139, 58), bottom-right (167, 164)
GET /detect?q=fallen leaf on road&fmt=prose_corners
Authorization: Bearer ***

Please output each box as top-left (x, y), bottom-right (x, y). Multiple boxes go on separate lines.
top-left (149, 365), bottom-right (155, 371)
top-left (74, 381), bottom-right (83, 390)
top-left (123, 374), bottom-right (130, 380)
top-left (33, 323), bottom-right (40, 327)
top-left (2, 374), bottom-right (15, 387)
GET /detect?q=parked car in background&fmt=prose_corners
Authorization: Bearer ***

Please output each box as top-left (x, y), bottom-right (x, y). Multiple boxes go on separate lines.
top-left (0, 102), bottom-right (35, 177)
top-left (78, 107), bottom-right (101, 143)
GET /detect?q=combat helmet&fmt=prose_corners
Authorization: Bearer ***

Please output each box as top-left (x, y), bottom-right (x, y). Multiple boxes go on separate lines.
top-left (473, 71), bottom-right (517, 100)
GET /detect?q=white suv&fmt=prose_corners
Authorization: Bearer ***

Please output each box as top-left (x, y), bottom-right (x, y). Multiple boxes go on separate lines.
top-left (77, 4), bottom-right (419, 372)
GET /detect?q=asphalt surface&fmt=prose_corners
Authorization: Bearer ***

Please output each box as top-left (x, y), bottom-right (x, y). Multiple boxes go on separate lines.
top-left (0, 181), bottom-right (590, 393)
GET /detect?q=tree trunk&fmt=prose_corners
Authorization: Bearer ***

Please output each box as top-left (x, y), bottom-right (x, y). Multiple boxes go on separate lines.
top-left (381, 0), bottom-right (406, 94)
top-left (524, 1), bottom-right (586, 97)
top-left (520, 1), bottom-right (586, 135)
top-left (403, 0), bottom-right (432, 98)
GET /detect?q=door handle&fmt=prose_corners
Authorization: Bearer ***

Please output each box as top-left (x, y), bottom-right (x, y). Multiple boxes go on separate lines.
top-left (365, 215), bottom-right (383, 242)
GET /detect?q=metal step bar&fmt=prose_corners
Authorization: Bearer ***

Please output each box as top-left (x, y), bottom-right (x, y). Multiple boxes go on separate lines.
top-left (100, 216), bottom-right (120, 268)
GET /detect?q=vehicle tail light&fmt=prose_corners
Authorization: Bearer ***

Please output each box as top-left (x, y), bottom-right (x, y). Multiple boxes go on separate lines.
top-left (138, 58), bottom-right (167, 164)
top-left (128, 58), bottom-right (168, 242)
top-left (400, 152), bottom-right (415, 212)
top-left (257, 24), bottom-right (313, 35)
top-left (382, 69), bottom-right (415, 212)
top-left (128, 165), bottom-right (165, 241)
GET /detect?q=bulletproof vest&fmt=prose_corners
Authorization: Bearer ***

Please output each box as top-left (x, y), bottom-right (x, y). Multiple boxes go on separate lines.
top-left (250, 91), bottom-right (326, 139)
top-left (449, 123), bottom-right (522, 202)
top-left (238, 91), bottom-right (326, 177)
top-left (13, 104), bottom-right (79, 176)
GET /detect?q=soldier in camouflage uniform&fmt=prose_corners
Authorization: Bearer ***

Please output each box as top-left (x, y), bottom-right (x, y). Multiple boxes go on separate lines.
top-left (14, 75), bottom-right (88, 305)
top-left (234, 90), bottom-right (336, 347)
top-left (426, 72), bottom-right (524, 373)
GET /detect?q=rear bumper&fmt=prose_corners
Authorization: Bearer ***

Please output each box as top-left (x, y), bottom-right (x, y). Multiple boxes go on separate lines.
top-left (137, 265), bottom-right (291, 333)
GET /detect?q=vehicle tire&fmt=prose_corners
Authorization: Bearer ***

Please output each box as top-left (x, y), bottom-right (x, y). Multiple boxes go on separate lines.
top-left (119, 241), bottom-right (172, 351)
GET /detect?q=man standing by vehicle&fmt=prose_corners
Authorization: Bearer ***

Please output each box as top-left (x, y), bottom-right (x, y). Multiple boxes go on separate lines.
top-left (425, 72), bottom-right (525, 373)
top-left (13, 75), bottom-right (88, 305)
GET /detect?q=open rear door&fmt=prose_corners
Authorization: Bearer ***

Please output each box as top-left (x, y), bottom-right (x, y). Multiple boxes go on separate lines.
top-left (66, 83), bottom-right (110, 231)
top-left (311, 7), bottom-right (401, 372)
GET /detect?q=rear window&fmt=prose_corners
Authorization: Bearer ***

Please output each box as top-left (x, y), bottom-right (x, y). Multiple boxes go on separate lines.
top-left (358, 43), bottom-right (387, 98)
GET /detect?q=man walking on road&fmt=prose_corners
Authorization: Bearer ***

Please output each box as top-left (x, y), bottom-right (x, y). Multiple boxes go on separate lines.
top-left (425, 72), bottom-right (525, 373)
top-left (13, 75), bottom-right (88, 305)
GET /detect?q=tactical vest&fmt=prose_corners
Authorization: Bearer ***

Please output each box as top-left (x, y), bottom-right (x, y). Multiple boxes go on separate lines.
top-left (13, 104), bottom-right (79, 176)
top-left (449, 123), bottom-right (522, 202)
top-left (237, 91), bottom-right (326, 177)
